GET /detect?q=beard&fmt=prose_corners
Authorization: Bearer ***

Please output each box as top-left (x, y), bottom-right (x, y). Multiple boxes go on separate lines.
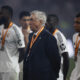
top-left (0, 16), bottom-right (8, 25)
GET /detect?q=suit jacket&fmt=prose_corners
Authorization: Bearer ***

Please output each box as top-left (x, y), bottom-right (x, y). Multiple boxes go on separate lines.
top-left (23, 29), bottom-right (61, 80)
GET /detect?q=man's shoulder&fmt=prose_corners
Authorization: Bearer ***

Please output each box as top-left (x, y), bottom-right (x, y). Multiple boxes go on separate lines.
top-left (12, 23), bottom-right (18, 27)
top-left (73, 32), bottom-right (78, 37)
top-left (42, 29), bottom-right (56, 42)
top-left (12, 23), bottom-right (20, 29)
top-left (12, 23), bottom-right (22, 33)
top-left (73, 32), bottom-right (78, 40)
top-left (42, 29), bottom-right (53, 36)
top-left (54, 29), bottom-right (65, 37)
top-left (54, 29), bottom-right (67, 41)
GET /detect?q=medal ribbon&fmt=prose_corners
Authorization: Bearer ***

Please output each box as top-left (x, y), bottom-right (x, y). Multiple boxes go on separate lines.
top-left (28, 27), bottom-right (44, 56)
top-left (52, 28), bottom-right (58, 36)
top-left (1, 22), bottom-right (13, 48)
top-left (75, 35), bottom-right (80, 56)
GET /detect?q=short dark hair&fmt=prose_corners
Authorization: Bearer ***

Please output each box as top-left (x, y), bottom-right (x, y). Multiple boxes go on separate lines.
top-left (47, 14), bottom-right (59, 25)
top-left (1, 5), bottom-right (13, 18)
top-left (19, 11), bottom-right (30, 19)
top-left (76, 12), bottom-right (80, 17)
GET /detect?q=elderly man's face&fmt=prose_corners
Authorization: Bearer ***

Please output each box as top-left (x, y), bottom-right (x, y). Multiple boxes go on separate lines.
top-left (30, 14), bottom-right (41, 32)
top-left (74, 17), bottom-right (80, 32)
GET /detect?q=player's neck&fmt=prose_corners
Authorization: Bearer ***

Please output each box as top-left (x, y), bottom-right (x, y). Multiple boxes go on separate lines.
top-left (4, 19), bottom-right (12, 29)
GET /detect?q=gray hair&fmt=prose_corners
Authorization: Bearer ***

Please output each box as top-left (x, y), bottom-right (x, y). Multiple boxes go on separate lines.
top-left (31, 10), bottom-right (47, 26)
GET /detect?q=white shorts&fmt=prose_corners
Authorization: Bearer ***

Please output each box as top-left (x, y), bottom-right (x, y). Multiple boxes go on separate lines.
top-left (0, 72), bottom-right (19, 80)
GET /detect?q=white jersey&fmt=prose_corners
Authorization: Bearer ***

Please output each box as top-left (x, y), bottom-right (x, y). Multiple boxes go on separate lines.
top-left (70, 33), bottom-right (80, 80)
top-left (0, 23), bottom-right (25, 73)
top-left (53, 29), bottom-right (68, 80)
top-left (53, 29), bottom-right (68, 55)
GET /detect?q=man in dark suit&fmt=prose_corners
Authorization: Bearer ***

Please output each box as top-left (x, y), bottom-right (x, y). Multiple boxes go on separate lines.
top-left (23, 10), bottom-right (61, 80)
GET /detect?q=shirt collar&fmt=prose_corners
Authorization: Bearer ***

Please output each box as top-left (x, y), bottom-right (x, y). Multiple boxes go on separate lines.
top-left (34, 27), bottom-right (44, 35)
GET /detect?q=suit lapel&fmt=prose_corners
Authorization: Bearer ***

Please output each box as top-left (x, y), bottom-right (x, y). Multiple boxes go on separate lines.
top-left (27, 29), bottom-right (45, 55)
top-left (32, 34), bottom-right (42, 48)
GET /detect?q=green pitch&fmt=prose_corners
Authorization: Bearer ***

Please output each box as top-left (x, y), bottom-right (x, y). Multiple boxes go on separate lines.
top-left (67, 58), bottom-right (75, 80)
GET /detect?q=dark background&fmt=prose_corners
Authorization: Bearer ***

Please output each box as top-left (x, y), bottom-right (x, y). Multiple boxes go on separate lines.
top-left (0, 0), bottom-right (80, 39)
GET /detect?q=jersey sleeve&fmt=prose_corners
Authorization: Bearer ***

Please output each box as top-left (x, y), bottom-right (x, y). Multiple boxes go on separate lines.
top-left (54, 31), bottom-right (68, 55)
top-left (13, 25), bottom-right (25, 48)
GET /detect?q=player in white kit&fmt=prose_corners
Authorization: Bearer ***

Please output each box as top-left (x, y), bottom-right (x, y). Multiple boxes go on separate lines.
top-left (46, 14), bottom-right (69, 80)
top-left (0, 5), bottom-right (25, 80)
top-left (70, 12), bottom-right (80, 80)
top-left (19, 11), bottom-right (32, 80)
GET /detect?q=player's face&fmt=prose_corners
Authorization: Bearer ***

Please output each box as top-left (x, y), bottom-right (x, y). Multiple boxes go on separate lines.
top-left (0, 11), bottom-right (8, 25)
top-left (74, 17), bottom-right (80, 32)
top-left (46, 17), bottom-right (56, 29)
top-left (20, 16), bottom-right (30, 29)
top-left (1, 9), bottom-right (10, 20)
